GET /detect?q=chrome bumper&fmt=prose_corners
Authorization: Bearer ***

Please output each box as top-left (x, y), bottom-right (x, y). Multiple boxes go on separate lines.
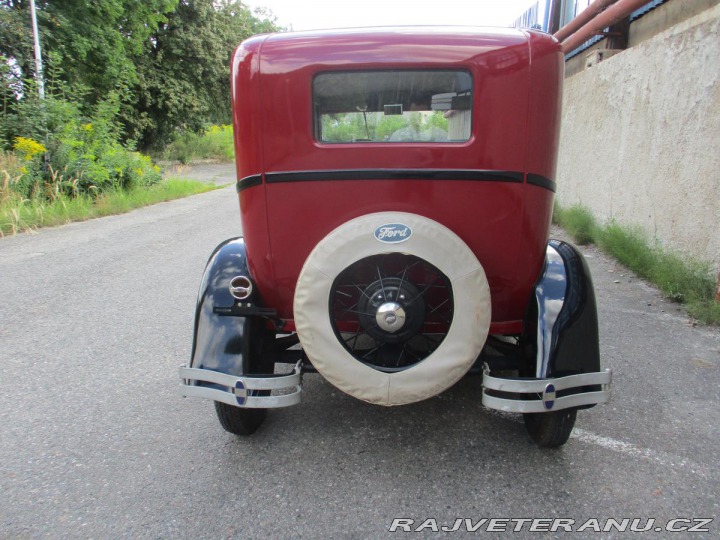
top-left (482, 369), bottom-right (611, 413)
top-left (179, 362), bottom-right (302, 408)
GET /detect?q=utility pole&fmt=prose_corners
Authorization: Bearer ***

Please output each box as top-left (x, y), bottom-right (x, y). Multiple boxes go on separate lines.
top-left (29, 0), bottom-right (45, 99)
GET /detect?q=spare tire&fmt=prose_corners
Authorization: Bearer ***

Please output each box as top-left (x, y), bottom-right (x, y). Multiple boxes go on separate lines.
top-left (294, 212), bottom-right (491, 406)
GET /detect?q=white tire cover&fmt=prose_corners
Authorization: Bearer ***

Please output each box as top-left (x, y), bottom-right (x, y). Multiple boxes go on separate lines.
top-left (294, 212), bottom-right (491, 406)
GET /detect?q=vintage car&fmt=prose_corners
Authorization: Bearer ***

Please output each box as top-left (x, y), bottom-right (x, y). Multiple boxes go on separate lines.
top-left (180, 27), bottom-right (611, 447)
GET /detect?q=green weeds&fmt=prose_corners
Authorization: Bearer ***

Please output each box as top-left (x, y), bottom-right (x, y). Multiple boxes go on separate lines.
top-left (163, 125), bottom-right (234, 163)
top-left (0, 178), bottom-right (217, 236)
top-left (551, 204), bottom-right (597, 245)
top-left (553, 202), bottom-right (720, 325)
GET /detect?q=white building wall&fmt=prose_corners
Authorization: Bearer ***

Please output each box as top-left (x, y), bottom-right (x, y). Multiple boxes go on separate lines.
top-left (556, 5), bottom-right (720, 267)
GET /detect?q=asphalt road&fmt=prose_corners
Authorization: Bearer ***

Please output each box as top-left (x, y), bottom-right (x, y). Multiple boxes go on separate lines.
top-left (163, 162), bottom-right (237, 185)
top-left (1, 175), bottom-right (719, 538)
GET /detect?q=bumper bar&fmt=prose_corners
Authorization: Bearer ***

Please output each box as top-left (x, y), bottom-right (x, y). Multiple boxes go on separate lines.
top-left (482, 369), bottom-right (611, 413)
top-left (179, 362), bottom-right (302, 408)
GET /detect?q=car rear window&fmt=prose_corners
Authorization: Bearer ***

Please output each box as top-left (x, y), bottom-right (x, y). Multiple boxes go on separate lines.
top-left (313, 70), bottom-right (473, 144)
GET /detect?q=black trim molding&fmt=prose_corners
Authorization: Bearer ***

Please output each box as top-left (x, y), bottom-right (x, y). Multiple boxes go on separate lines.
top-left (236, 170), bottom-right (557, 193)
top-left (265, 169), bottom-right (524, 183)
top-left (236, 174), bottom-right (263, 193)
top-left (526, 174), bottom-right (556, 193)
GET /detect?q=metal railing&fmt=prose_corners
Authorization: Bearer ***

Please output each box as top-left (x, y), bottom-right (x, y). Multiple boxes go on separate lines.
top-left (555, 0), bottom-right (656, 53)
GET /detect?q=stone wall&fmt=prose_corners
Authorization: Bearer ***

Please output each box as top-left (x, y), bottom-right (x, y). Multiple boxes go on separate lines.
top-left (556, 5), bottom-right (720, 267)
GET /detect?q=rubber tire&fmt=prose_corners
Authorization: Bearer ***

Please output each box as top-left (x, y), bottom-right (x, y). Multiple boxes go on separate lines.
top-left (214, 401), bottom-right (267, 436)
top-left (523, 408), bottom-right (577, 448)
top-left (213, 319), bottom-right (272, 436)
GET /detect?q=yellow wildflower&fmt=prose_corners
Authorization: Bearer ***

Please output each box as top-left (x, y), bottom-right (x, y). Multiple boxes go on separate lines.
top-left (13, 137), bottom-right (47, 161)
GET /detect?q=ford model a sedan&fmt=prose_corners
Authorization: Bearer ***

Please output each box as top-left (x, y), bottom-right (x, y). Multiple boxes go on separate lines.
top-left (180, 27), bottom-right (611, 447)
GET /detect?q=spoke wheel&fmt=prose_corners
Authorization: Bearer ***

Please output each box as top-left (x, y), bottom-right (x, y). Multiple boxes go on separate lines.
top-left (330, 253), bottom-right (453, 372)
top-left (293, 211), bottom-right (491, 406)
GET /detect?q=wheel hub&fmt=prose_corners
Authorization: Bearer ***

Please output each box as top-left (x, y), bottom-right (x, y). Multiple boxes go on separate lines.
top-left (358, 277), bottom-right (425, 344)
top-left (329, 253), bottom-right (454, 371)
top-left (376, 302), bottom-right (406, 332)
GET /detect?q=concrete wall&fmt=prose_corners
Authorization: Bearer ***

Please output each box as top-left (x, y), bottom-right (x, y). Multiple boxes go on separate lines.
top-left (556, 4), bottom-right (720, 267)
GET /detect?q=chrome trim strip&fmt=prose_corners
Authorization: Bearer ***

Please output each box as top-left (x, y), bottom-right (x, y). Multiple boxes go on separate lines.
top-left (483, 370), bottom-right (611, 393)
top-left (179, 363), bottom-right (302, 409)
top-left (481, 370), bottom-right (611, 413)
top-left (180, 385), bottom-right (301, 408)
top-left (482, 390), bottom-right (610, 413)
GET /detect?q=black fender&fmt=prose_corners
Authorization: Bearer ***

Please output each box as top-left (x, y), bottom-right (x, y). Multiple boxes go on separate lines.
top-left (482, 240), bottom-right (608, 413)
top-left (522, 239), bottom-right (601, 379)
top-left (189, 238), bottom-right (272, 377)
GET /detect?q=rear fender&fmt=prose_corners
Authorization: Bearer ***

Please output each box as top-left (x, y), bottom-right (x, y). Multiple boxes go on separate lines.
top-left (190, 238), bottom-right (267, 375)
top-left (525, 240), bottom-right (601, 378)
top-left (181, 238), bottom-right (302, 408)
top-left (481, 240), bottom-right (611, 413)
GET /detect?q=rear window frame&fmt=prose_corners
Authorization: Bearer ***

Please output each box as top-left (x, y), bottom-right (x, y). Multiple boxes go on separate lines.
top-left (312, 69), bottom-right (474, 145)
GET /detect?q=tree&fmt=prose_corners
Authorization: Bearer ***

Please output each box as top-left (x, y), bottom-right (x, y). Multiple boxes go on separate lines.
top-left (1, 1), bottom-right (178, 101)
top-left (129, 0), bottom-right (279, 151)
top-left (1, 0), bottom-right (280, 151)
top-left (0, 1), bottom-right (36, 110)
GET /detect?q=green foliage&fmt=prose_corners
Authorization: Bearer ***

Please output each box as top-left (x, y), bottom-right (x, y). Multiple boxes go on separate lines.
top-left (320, 111), bottom-right (449, 143)
top-left (552, 203), bottom-right (597, 245)
top-left (685, 299), bottom-right (720, 326)
top-left (0, 0), bottom-right (273, 234)
top-left (596, 223), bottom-right (714, 304)
top-left (163, 125), bottom-right (234, 163)
top-left (373, 116), bottom-right (408, 141)
top-left (1, 90), bottom-right (161, 199)
top-left (0, 3), bottom-right (35, 95)
top-left (428, 111), bottom-right (449, 131)
top-left (595, 223), bottom-right (656, 279)
top-left (0, 149), bottom-right (22, 203)
top-left (0, 177), bottom-right (216, 236)
top-left (1, 0), bottom-right (179, 114)
top-left (129, 0), bottom-right (280, 150)
top-left (553, 202), bottom-right (719, 325)
top-left (1, 0), bottom-right (279, 151)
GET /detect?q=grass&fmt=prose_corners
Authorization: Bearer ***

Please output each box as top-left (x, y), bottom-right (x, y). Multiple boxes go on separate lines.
top-left (553, 202), bottom-right (720, 325)
top-left (163, 125), bottom-right (234, 163)
top-left (0, 178), bottom-right (218, 236)
top-left (551, 204), bottom-right (597, 245)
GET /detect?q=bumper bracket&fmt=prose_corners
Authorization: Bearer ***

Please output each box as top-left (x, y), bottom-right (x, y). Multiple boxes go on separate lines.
top-left (179, 362), bottom-right (302, 408)
top-left (482, 369), bottom-right (611, 413)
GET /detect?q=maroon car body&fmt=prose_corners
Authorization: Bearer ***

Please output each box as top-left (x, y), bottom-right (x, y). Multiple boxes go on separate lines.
top-left (232, 27), bottom-right (562, 332)
top-left (180, 27), bottom-right (611, 447)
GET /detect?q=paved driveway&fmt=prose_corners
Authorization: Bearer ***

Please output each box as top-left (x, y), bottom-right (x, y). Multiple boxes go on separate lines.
top-left (163, 162), bottom-right (236, 184)
top-left (0, 188), bottom-right (718, 537)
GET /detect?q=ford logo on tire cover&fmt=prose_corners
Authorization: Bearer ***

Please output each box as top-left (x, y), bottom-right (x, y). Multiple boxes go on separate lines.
top-left (374, 223), bottom-right (412, 243)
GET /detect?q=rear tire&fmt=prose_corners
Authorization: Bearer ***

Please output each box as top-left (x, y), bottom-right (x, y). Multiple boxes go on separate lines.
top-left (214, 318), bottom-right (273, 436)
top-left (523, 408), bottom-right (577, 448)
top-left (215, 402), bottom-right (267, 436)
